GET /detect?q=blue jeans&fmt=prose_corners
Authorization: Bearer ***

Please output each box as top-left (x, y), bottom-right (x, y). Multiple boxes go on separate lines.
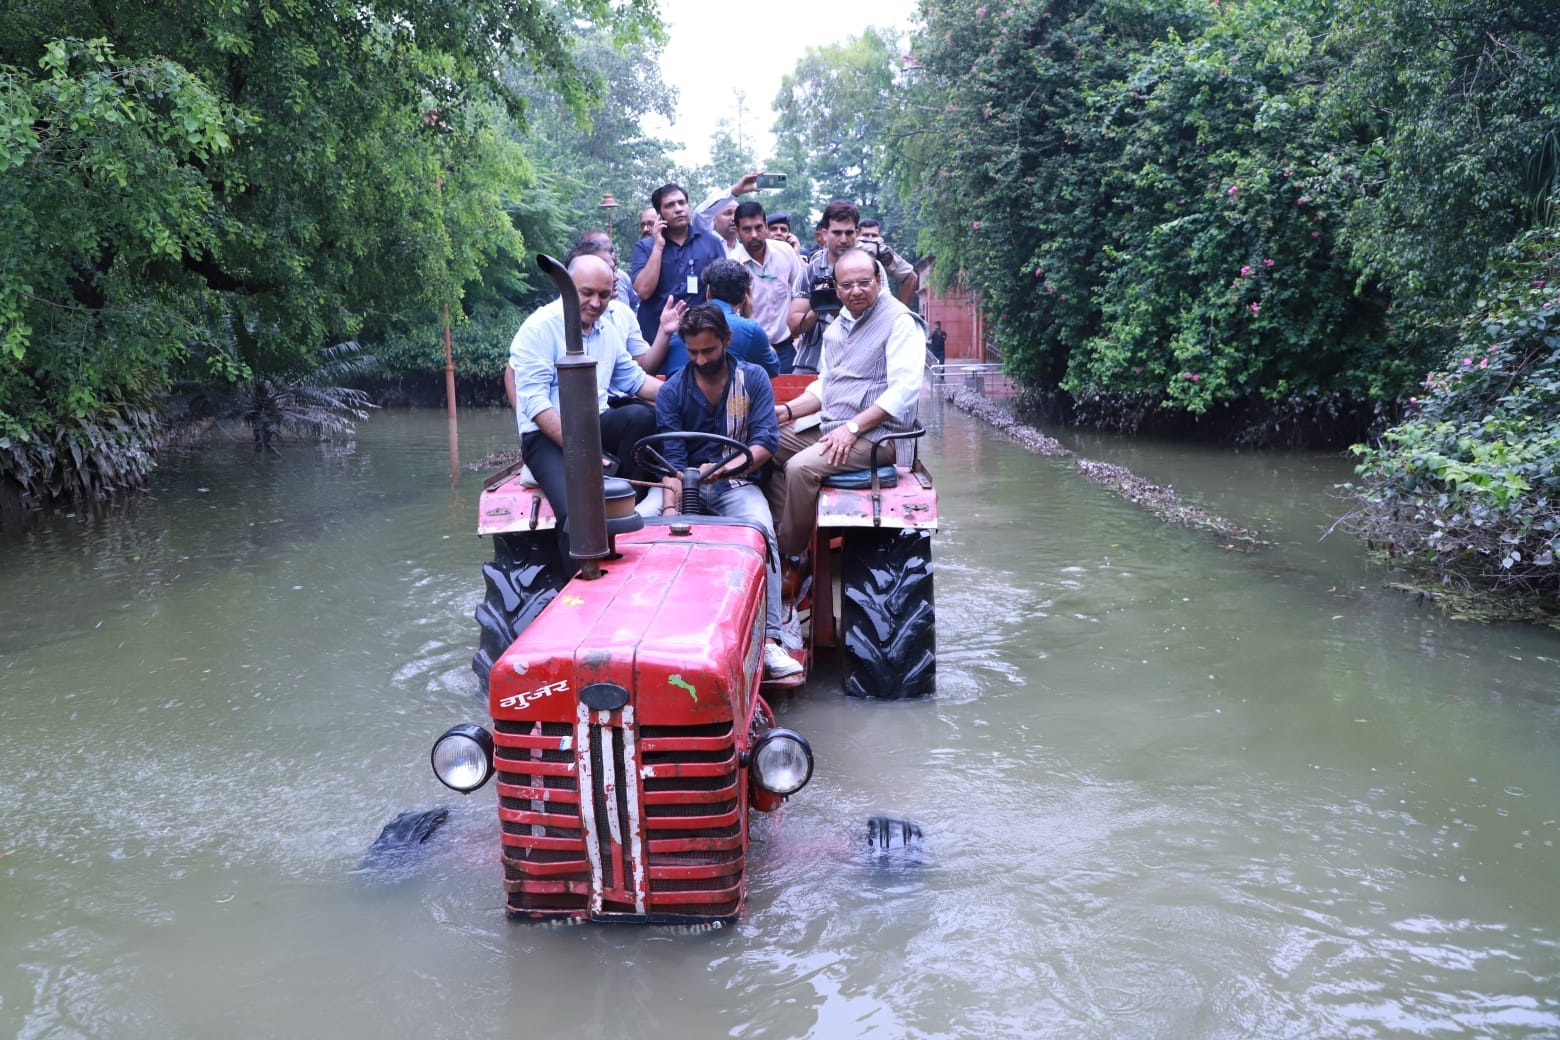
top-left (697, 481), bottom-right (783, 642)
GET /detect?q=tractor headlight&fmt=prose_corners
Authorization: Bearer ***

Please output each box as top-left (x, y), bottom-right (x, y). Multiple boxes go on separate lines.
top-left (431, 724), bottom-right (494, 793)
top-left (749, 728), bottom-right (813, 797)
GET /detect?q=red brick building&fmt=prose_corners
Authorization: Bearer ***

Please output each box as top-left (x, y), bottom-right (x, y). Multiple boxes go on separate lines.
top-left (913, 257), bottom-right (986, 362)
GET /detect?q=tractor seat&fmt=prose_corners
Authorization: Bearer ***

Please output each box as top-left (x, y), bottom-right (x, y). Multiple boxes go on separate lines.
top-left (821, 465), bottom-right (899, 490)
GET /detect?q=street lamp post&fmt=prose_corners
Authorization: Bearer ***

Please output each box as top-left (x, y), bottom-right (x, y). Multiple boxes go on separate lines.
top-left (599, 193), bottom-right (619, 248)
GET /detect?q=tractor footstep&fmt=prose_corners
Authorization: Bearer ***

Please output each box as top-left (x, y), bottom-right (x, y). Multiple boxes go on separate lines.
top-left (866, 815), bottom-right (924, 856)
top-left (359, 806), bottom-right (452, 877)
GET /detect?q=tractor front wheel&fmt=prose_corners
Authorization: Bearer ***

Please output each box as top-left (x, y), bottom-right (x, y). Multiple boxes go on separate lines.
top-left (472, 532), bottom-right (564, 692)
top-left (839, 528), bottom-right (935, 699)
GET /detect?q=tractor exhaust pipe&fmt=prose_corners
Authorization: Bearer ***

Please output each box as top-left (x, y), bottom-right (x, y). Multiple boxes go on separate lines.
top-left (538, 253), bottom-right (608, 579)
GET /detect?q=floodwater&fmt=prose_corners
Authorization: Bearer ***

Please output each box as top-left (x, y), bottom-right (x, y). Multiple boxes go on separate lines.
top-left (3, 403), bottom-right (1558, 1039)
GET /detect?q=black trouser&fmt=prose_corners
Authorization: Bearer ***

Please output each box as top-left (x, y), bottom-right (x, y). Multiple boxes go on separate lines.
top-left (522, 402), bottom-right (656, 565)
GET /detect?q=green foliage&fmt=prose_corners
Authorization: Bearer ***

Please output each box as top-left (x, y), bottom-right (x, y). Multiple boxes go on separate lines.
top-left (499, 30), bottom-right (680, 264)
top-left (0, 1), bottom-right (662, 515)
top-left (892, 0), bottom-right (1560, 441)
top-left (369, 305), bottom-right (519, 383)
top-left (771, 27), bottom-right (918, 243)
top-left (1345, 228), bottom-right (1560, 621)
top-left (1323, 0), bottom-right (1560, 338)
top-left (1, 37), bottom-right (231, 505)
top-left (176, 340), bottom-right (377, 452)
top-left (1065, 3), bottom-right (1396, 417)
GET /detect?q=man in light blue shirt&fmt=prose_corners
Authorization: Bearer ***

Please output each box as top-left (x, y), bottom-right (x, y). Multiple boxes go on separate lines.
top-left (510, 254), bottom-right (679, 557)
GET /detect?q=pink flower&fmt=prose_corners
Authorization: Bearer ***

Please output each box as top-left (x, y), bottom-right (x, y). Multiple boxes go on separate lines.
top-left (1410, 396), bottom-right (1418, 404)
top-left (1487, 345), bottom-right (1497, 352)
top-left (971, 220), bottom-right (981, 229)
top-left (1249, 302), bottom-right (1260, 316)
top-left (1240, 265), bottom-right (1253, 277)
top-left (1263, 258), bottom-right (1274, 267)
top-left (1479, 358), bottom-right (1489, 368)
top-left (1034, 267), bottom-right (1044, 277)
top-left (976, 5), bottom-right (987, 17)
top-left (1311, 231), bottom-right (1319, 238)
top-left (1462, 357), bottom-right (1473, 366)
top-left (1226, 186), bottom-right (1238, 196)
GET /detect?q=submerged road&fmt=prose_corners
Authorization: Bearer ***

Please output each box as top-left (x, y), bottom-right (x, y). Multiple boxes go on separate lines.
top-left (3, 403), bottom-right (1558, 1038)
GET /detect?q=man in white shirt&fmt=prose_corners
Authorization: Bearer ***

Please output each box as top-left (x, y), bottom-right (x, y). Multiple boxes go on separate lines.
top-left (731, 199), bottom-right (805, 373)
top-left (766, 248), bottom-right (924, 558)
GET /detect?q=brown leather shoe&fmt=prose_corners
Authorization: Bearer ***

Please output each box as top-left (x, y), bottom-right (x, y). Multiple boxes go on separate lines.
top-left (780, 552), bottom-right (811, 606)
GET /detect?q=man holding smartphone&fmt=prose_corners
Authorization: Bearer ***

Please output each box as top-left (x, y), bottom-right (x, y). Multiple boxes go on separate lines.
top-left (631, 182), bottom-right (729, 347)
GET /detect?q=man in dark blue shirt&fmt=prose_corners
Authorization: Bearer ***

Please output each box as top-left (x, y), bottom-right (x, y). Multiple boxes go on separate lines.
top-left (661, 259), bottom-right (780, 377)
top-left (630, 182), bottom-right (729, 345)
top-left (653, 304), bottom-right (801, 679)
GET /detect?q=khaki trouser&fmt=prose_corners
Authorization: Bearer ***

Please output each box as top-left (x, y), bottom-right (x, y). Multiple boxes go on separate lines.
top-left (765, 426), bottom-right (885, 558)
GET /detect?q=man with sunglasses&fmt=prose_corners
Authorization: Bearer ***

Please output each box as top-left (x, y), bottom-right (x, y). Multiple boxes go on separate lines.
top-left (766, 247), bottom-right (924, 560)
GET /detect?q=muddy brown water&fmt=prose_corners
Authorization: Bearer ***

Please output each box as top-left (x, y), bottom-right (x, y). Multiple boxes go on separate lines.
top-left (3, 403), bottom-right (1558, 1038)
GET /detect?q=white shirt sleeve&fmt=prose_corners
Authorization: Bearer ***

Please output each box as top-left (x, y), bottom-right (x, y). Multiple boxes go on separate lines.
top-left (871, 314), bottom-right (925, 420)
top-left (692, 190), bottom-right (735, 236)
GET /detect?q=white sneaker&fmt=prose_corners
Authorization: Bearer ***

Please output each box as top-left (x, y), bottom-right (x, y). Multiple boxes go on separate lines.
top-left (763, 642), bottom-right (803, 679)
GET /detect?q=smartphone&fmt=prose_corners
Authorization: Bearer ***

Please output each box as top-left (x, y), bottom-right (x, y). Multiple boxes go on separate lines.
top-left (755, 173), bottom-right (787, 190)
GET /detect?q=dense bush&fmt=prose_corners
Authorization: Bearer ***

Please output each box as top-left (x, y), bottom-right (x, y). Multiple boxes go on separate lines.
top-left (894, 0), bottom-right (1560, 444)
top-left (1344, 229), bottom-right (1560, 622)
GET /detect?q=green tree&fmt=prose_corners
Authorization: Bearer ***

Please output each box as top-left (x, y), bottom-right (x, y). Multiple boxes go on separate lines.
top-left (0, 0), bottom-right (659, 517)
top-left (771, 26), bottom-right (917, 242)
top-left (1324, 0), bottom-right (1560, 342)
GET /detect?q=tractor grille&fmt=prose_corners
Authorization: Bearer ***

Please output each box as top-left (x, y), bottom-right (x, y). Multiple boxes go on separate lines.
top-left (495, 715), bottom-right (744, 920)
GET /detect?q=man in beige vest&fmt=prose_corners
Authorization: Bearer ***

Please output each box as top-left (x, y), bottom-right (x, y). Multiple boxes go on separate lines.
top-left (765, 248), bottom-right (924, 560)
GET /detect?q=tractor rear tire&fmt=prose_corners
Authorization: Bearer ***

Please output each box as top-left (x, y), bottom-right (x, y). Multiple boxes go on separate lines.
top-left (840, 528), bottom-right (935, 699)
top-left (472, 532), bottom-right (565, 693)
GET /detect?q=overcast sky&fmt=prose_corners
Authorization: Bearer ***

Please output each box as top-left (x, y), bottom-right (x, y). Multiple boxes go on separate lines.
top-left (642, 0), bottom-right (918, 168)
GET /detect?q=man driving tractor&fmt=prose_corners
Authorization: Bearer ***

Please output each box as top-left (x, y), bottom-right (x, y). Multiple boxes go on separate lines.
top-left (652, 303), bottom-right (805, 680)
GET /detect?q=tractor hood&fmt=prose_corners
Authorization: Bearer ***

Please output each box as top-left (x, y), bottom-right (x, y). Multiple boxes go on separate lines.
top-left (487, 521), bottom-right (770, 727)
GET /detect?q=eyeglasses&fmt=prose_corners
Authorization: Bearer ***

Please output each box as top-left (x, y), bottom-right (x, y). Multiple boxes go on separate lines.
top-left (836, 279), bottom-right (875, 292)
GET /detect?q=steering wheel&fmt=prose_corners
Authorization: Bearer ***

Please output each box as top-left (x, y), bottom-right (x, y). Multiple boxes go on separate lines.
top-left (634, 432), bottom-right (757, 516)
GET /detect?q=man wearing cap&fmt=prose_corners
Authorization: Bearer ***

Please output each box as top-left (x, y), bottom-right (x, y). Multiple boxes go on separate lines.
top-left (732, 200), bottom-right (805, 374)
top-left (766, 212), bottom-right (802, 252)
top-left (690, 172), bottom-right (761, 253)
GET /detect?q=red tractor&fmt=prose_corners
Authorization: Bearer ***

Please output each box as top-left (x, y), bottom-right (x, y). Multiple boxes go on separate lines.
top-left (426, 256), bottom-right (937, 924)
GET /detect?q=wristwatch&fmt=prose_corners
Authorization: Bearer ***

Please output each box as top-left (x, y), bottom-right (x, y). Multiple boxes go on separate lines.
top-left (845, 420), bottom-right (861, 436)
